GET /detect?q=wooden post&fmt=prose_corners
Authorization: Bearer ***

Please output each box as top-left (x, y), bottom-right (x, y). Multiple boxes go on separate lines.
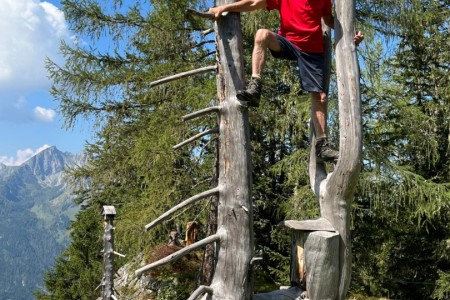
top-left (304, 231), bottom-right (340, 299)
top-left (102, 205), bottom-right (116, 300)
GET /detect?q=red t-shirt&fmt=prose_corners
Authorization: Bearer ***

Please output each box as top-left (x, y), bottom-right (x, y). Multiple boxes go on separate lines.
top-left (266, 0), bottom-right (332, 53)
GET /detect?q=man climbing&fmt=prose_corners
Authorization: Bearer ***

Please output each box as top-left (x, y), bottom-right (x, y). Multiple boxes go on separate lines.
top-left (209, 0), bottom-right (364, 162)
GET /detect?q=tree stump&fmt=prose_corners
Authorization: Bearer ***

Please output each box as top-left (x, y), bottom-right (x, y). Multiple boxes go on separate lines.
top-left (304, 231), bottom-right (339, 300)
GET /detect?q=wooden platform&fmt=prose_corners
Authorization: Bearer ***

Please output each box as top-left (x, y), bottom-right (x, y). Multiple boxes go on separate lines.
top-left (279, 218), bottom-right (335, 232)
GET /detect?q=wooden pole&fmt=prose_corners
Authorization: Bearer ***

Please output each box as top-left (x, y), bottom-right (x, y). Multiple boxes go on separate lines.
top-left (102, 206), bottom-right (117, 300)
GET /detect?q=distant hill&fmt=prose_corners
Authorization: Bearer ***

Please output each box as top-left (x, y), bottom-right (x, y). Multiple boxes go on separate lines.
top-left (0, 146), bottom-right (84, 300)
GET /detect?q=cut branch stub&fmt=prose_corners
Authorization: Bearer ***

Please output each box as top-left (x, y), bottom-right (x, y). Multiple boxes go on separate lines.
top-left (173, 126), bottom-right (219, 150)
top-left (182, 106), bottom-right (220, 122)
top-left (144, 187), bottom-right (219, 231)
top-left (149, 65), bottom-right (216, 88)
top-left (187, 285), bottom-right (214, 300)
top-left (186, 8), bottom-right (229, 19)
top-left (134, 231), bottom-right (222, 276)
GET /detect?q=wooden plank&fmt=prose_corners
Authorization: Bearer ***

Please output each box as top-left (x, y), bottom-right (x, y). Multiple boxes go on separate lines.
top-left (279, 218), bottom-right (335, 232)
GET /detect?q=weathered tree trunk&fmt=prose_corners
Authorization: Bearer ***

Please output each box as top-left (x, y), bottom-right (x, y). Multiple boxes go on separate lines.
top-left (135, 3), bottom-right (253, 299)
top-left (304, 231), bottom-right (340, 299)
top-left (326, 0), bottom-right (361, 297)
top-left (307, 0), bottom-right (362, 298)
top-left (134, 2), bottom-right (253, 299)
top-left (206, 1), bottom-right (254, 298)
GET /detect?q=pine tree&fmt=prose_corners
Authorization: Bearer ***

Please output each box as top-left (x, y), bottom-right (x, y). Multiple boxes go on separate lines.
top-left (351, 0), bottom-right (450, 298)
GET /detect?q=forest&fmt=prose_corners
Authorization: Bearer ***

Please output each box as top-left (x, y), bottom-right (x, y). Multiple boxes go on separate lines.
top-left (35, 0), bottom-right (449, 299)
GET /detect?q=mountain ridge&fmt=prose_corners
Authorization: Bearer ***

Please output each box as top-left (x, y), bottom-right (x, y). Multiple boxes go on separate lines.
top-left (0, 146), bottom-right (84, 300)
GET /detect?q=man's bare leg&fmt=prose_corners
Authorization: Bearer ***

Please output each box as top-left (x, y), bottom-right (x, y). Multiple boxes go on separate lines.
top-left (237, 29), bottom-right (281, 106)
top-left (251, 29), bottom-right (281, 77)
top-left (311, 92), bottom-right (339, 161)
top-left (310, 92), bottom-right (327, 138)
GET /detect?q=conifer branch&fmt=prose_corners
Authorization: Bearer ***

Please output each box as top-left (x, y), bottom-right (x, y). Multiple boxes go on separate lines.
top-left (149, 65), bottom-right (216, 87)
top-left (144, 187), bottom-right (219, 231)
top-left (173, 127), bottom-right (219, 150)
top-left (134, 232), bottom-right (222, 276)
top-left (188, 285), bottom-right (214, 300)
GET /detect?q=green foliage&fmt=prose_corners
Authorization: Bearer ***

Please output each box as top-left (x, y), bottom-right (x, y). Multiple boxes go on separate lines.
top-left (433, 270), bottom-right (450, 300)
top-left (351, 0), bottom-right (450, 299)
top-left (35, 207), bottom-right (103, 300)
top-left (40, 1), bottom-right (218, 299)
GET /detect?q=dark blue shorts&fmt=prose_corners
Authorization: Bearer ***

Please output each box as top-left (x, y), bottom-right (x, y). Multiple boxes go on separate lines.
top-left (270, 34), bottom-right (325, 93)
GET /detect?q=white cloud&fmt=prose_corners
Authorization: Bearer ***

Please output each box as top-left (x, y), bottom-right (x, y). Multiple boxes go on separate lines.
top-left (34, 106), bottom-right (56, 122)
top-left (0, 144), bottom-right (52, 166)
top-left (0, 0), bottom-right (70, 122)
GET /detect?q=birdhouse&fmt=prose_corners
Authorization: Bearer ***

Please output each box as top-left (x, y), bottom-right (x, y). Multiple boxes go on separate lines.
top-left (102, 205), bottom-right (116, 220)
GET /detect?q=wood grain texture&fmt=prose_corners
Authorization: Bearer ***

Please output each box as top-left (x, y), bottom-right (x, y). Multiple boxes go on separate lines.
top-left (307, 6), bottom-right (361, 299)
top-left (205, 3), bottom-right (254, 300)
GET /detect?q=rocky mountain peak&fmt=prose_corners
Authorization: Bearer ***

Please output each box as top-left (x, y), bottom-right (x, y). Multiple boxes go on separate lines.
top-left (22, 146), bottom-right (78, 181)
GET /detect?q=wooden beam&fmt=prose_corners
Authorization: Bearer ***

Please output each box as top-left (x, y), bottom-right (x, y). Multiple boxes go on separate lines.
top-left (102, 206), bottom-right (116, 300)
top-left (279, 218), bottom-right (335, 232)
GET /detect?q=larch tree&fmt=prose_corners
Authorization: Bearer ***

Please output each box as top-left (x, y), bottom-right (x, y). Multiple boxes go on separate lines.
top-left (38, 0), bottom-right (220, 299)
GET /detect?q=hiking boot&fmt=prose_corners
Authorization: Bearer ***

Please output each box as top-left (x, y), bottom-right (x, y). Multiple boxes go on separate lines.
top-left (316, 137), bottom-right (339, 162)
top-left (237, 77), bottom-right (262, 107)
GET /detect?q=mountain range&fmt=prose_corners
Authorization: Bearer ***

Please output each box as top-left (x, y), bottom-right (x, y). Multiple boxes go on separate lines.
top-left (0, 146), bottom-right (84, 300)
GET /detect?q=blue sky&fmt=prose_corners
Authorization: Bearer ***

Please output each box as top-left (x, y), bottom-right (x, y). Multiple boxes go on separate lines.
top-left (0, 0), bottom-right (91, 165)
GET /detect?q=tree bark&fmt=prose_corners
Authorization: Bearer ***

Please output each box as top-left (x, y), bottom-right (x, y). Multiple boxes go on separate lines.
top-left (307, 2), bottom-right (361, 299)
top-left (304, 231), bottom-right (339, 300)
top-left (326, 0), bottom-right (361, 297)
top-left (206, 2), bottom-right (254, 299)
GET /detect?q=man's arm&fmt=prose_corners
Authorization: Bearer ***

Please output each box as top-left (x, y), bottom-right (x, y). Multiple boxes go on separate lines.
top-left (208, 0), bottom-right (267, 18)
